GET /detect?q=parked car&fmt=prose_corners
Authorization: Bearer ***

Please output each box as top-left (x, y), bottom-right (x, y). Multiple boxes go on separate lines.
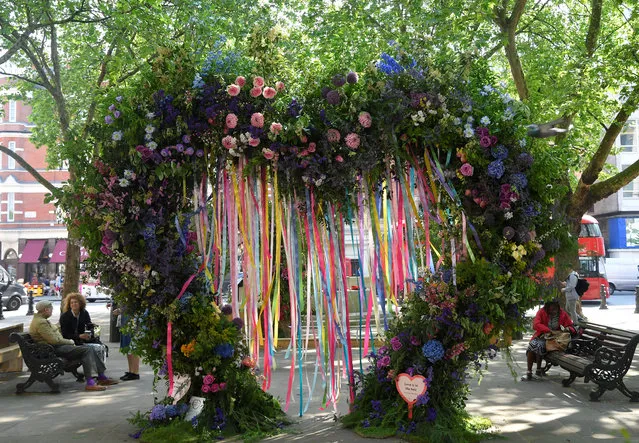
top-left (604, 258), bottom-right (639, 295)
top-left (0, 265), bottom-right (27, 311)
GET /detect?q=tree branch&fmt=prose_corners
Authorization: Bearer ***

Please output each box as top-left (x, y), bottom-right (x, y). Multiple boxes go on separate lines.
top-left (588, 160), bottom-right (639, 204)
top-left (585, 0), bottom-right (603, 57)
top-left (0, 144), bottom-right (62, 197)
top-left (581, 86), bottom-right (639, 185)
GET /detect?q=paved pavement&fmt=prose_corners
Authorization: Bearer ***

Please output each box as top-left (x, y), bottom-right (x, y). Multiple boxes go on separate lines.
top-left (0, 294), bottom-right (638, 442)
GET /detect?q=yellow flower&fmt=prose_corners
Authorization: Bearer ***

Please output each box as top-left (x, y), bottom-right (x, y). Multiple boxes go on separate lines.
top-left (511, 244), bottom-right (527, 261)
top-left (181, 339), bottom-right (196, 357)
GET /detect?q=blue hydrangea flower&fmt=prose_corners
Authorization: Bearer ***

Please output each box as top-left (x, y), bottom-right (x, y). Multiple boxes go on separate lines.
top-left (422, 340), bottom-right (445, 363)
top-left (491, 145), bottom-right (508, 160)
top-left (214, 343), bottom-right (234, 358)
top-left (487, 160), bottom-right (505, 179)
top-left (510, 173), bottom-right (528, 190)
top-left (150, 404), bottom-right (166, 421)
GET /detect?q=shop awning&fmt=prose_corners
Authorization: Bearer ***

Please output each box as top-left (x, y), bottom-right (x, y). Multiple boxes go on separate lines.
top-left (49, 240), bottom-right (67, 263)
top-left (18, 239), bottom-right (46, 263)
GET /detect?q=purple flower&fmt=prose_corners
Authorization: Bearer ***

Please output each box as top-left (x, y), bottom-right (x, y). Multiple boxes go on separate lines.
top-left (326, 90), bottom-right (340, 105)
top-left (182, 135), bottom-right (191, 143)
top-left (475, 127), bottom-right (489, 137)
top-left (487, 160), bottom-right (505, 179)
top-left (214, 343), bottom-right (235, 358)
top-left (426, 407), bottom-right (437, 423)
top-left (203, 374), bottom-right (215, 385)
top-left (410, 336), bottom-right (420, 346)
top-left (376, 355), bottom-right (391, 368)
top-left (108, 104), bottom-right (116, 112)
top-left (415, 392), bottom-right (430, 406)
top-left (176, 143), bottom-right (185, 152)
top-left (160, 148), bottom-right (170, 157)
top-left (104, 115), bottom-right (113, 124)
top-left (185, 147), bottom-right (194, 156)
top-left (518, 152), bottom-right (534, 168)
top-left (232, 317), bottom-right (244, 330)
top-left (152, 339), bottom-right (161, 349)
top-left (115, 96), bottom-right (123, 102)
top-left (196, 149), bottom-right (204, 157)
top-left (113, 110), bottom-right (121, 119)
top-left (346, 72), bottom-right (358, 84)
top-left (332, 74), bottom-right (346, 87)
top-left (221, 304), bottom-right (232, 315)
top-left (390, 336), bottom-right (403, 351)
top-left (480, 136), bottom-right (492, 148)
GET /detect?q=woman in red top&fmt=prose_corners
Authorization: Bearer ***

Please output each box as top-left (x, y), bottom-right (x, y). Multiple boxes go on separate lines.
top-left (526, 300), bottom-right (575, 380)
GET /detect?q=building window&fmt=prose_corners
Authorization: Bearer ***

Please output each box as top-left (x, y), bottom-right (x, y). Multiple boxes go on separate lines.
top-left (622, 164), bottom-right (639, 198)
top-left (7, 141), bottom-right (16, 169)
top-left (7, 193), bottom-right (15, 222)
top-left (8, 100), bottom-right (16, 122)
top-left (619, 120), bottom-right (637, 152)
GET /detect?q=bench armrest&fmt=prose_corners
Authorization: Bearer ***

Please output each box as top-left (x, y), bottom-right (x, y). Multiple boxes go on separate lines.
top-left (592, 346), bottom-right (622, 369)
top-left (567, 337), bottom-right (597, 356)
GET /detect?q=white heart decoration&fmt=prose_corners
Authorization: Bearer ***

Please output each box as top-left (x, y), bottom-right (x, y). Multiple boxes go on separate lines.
top-left (395, 373), bottom-right (427, 405)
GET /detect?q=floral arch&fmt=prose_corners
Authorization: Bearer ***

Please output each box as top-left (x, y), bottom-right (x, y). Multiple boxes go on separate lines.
top-left (62, 48), bottom-right (569, 440)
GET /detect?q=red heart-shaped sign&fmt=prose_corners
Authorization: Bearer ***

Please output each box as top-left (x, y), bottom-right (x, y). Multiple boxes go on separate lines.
top-left (395, 373), bottom-right (427, 405)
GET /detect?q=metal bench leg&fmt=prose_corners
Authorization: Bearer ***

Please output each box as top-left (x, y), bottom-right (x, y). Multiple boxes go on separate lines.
top-left (589, 385), bottom-right (607, 401)
top-left (45, 378), bottom-right (61, 394)
top-left (16, 374), bottom-right (37, 394)
top-left (616, 380), bottom-right (639, 402)
top-left (561, 372), bottom-right (577, 387)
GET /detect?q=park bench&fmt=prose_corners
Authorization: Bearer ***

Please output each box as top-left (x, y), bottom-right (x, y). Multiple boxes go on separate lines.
top-left (0, 324), bottom-right (24, 373)
top-left (9, 332), bottom-right (84, 394)
top-left (542, 322), bottom-right (639, 402)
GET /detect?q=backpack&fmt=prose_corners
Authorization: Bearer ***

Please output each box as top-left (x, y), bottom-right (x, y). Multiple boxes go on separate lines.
top-left (575, 278), bottom-right (590, 296)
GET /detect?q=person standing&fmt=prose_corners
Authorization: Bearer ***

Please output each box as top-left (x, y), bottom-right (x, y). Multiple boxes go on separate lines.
top-left (563, 267), bottom-right (580, 324)
top-left (112, 306), bottom-right (140, 381)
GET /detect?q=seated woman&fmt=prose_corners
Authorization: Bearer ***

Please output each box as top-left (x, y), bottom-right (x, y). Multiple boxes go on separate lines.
top-left (60, 292), bottom-right (94, 345)
top-left (526, 299), bottom-right (576, 380)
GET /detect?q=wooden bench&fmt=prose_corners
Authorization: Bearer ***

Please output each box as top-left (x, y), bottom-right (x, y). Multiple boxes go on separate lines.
top-left (9, 332), bottom-right (84, 394)
top-left (542, 322), bottom-right (639, 402)
top-left (0, 324), bottom-right (24, 373)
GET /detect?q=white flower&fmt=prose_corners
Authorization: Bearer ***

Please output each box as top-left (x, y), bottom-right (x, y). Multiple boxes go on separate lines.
top-left (428, 109), bottom-right (437, 115)
top-left (111, 131), bottom-right (123, 141)
top-left (124, 169), bottom-right (136, 180)
top-left (462, 104), bottom-right (472, 113)
top-left (483, 85), bottom-right (494, 93)
top-left (466, 116), bottom-right (474, 123)
top-left (146, 141), bottom-right (158, 150)
top-left (504, 212), bottom-right (513, 220)
top-left (503, 107), bottom-right (515, 121)
top-left (437, 94), bottom-right (446, 103)
top-left (453, 117), bottom-right (462, 125)
top-left (480, 116), bottom-right (491, 125)
top-left (519, 139), bottom-right (527, 147)
top-left (146, 112), bottom-right (156, 119)
top-left (463, 127), bottom-right (474, 138)
top-left (501, 93), bottom-right (513, 104)
top-left (145, 124), bottom-right (155, 134)
top-left (144, 133), bottom-right (153, 141)
top-left (118, 178), bottom-right (130, 187)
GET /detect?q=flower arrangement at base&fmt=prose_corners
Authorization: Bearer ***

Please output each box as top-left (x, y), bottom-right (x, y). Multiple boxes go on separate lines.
top-left (342, 277), bottom-right (501, 442)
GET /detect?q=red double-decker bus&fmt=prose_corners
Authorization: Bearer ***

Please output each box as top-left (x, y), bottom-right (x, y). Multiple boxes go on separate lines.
top-left (578, 215), bottom-right (610, 300)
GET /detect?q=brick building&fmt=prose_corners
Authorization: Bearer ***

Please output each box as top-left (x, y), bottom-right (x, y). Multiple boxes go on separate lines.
top-left (0, 75), bottom-right (69, 283)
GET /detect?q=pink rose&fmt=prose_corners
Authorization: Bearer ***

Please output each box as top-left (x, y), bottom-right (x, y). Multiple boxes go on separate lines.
top-left (253, 76), bottom-right (265, 88)
top-left (358, 111), bottom-right (372, 128)
top-left (275, 81), bottom-right (285, 91)
top-left (250, 86), bottom-right (262, 98)
top-left (201, 384), bottom-right (210, 393)
top-left (263, 87), bottom-right (277, 99)
top-left (480, 136), bottom-right (492, 148)
top-left (226, 113), bottom-right (238, 129)
top-left (222, 135), bottom-right (237, 149)
top-left (219, 382), bottom-right (227, 390)
top-left (335, 155), bottom-right (344, 163)
top-left (235, 76), bottom-right (246, 87)
top-left (299, 149), bottom-right (309, 157)
top-left (211, 383), bottom-right (220, 393)
top-left (248, 137), bottom-right (260, 147)
top-left (460, 163), bottom-right (474, 177)
top-left (345, 133), bottom-right (360, 149)
top-left (307, 142), bottom-right (316, 153)
top-left (327, 129), bottom-right (341, 143)
top-left (250, 112), bottom-right (264, 128)
top-left (300, 135), bottom-right (308, 143)
top-left (203, 374), bottom-right (215, 385)
top-left (262, 148), bottom-right (275, 160)
top-left (270, 122), bottom-right (283, 134)
top-left (227, 84), bottom-right (240, 96)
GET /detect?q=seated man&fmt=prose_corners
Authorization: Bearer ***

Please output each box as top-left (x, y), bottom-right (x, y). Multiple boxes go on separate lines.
top-left (29, 300), bottom-right (117, 391)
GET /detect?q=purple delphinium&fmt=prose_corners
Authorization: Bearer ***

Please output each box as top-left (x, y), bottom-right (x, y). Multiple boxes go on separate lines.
top-left (214, 343), bottom-right (235, 358)
top-left (510, 173), bottom-right (528, 189)
top-left (150, 404), bottom-right (166, 421)
top-left (426, 407), bottom-right (437, 423)
top-left (491, 145), bottom-right (508, 160)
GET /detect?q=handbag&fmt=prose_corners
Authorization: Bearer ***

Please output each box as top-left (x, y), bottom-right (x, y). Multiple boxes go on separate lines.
top-left (544, 331), bottom-right (571, 352)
